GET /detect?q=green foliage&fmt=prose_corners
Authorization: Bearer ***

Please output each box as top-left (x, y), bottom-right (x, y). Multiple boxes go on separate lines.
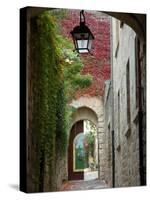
top-left (31, 12), bottom-right (63, 190)
top-left (50, 9), bottom-right (67, 19)
top-left (50, 10), bottom-right (93, 101)
top-left (72, 73), bottom-right (93, 90)
top-left (55, 84), bottom-right (68, 155)
top-left (31, 10), bottom-right (93, 190)
top-left (56, 35), bottom-right (93, 100)
top-left (85, 134), bottom-right (95, 153)
top-left (84, 120), bottom-right (97, 156)
top-left (49, 9), bottom-right (68, 32)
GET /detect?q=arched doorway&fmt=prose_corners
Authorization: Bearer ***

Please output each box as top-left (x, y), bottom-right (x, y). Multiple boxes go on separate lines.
top-left (68, 106), bottom-right (99, 181)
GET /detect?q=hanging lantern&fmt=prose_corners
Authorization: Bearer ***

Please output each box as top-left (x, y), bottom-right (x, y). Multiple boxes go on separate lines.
top-left (70, 10), bottom-right (94, 53)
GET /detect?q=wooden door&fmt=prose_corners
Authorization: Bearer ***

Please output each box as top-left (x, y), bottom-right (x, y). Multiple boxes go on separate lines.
top-left (68, 120), bottom-right (84, 180)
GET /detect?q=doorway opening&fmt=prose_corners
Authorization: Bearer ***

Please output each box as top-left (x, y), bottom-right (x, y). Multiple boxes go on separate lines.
top-left (69, 119), bottom-right (98, 181)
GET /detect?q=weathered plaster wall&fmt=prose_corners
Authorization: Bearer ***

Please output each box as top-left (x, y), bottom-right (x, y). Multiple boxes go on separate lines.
top-left (112, 19), bottom-right (140, 187)
top-left (104, 18), bottom-right (142, 187)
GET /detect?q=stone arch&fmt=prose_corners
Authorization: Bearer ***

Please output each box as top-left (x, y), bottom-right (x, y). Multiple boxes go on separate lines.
top-left (68, 96), bottom-right (105, 180)
top-left (68, 106), bottom-right (99, 180)
top-left (26, 7), bottom-right (146, 43)
top-left (70, 106), bottom-right (98, 130)
top-left (105, 12), bottom-right (146, 42)
top-left (68, 109), bottom-right (99, 181)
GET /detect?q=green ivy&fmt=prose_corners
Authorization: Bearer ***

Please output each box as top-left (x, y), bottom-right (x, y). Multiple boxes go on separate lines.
top-left (30, 10), bottom-right (93, 191)
top-left (55, 84), bottom-right (67, 155)
top-left (31, 12), bottom-right (63, 190)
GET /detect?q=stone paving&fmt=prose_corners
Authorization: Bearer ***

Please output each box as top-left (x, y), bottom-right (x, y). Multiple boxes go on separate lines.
top-left (60, 179), bottom-right (108, 191)
top-left (84, 170), bottom-right (98, 181)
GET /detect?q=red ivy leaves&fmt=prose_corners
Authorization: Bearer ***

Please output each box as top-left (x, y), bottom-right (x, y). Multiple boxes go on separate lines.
top-left (60, 10), bottom-right (110, 97)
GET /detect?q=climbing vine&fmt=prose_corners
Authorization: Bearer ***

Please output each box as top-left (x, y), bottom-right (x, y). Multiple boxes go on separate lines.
top-left (60, 10), bottom-right (111, 97)
top-left (51, 9), bottom-right (93, 102)
top-left (31, 10), bottom-right (93, 191)
top-left (31, 12), bottom-right (61, 190)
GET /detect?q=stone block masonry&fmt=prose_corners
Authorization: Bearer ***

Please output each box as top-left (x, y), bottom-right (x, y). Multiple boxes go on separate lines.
top-left (104, 18), bottom-right (146, 187)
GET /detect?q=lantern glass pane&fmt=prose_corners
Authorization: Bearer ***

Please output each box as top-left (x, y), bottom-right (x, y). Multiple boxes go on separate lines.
top-left (77, 39), bottom-right (88, 49)
top-left (71, 27), bottom-right (94, 53)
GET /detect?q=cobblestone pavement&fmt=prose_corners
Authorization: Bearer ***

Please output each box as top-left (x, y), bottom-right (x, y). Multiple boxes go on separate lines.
top-left (60, 179), bottom-right (108, 191)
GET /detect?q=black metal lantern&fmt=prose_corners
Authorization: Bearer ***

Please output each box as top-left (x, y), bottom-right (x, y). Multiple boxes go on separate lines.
top-left (71, 10), bottom-right (94, 53)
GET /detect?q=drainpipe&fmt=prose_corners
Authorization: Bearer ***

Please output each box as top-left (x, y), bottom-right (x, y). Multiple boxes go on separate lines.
top-left (110, 18), bottom-right (115, 188)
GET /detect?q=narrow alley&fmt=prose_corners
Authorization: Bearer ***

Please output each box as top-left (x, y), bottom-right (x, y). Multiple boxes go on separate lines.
top-left (60, 179), bottom-right (107, 191)
top-left (20, 7), bottom-right (146, 193)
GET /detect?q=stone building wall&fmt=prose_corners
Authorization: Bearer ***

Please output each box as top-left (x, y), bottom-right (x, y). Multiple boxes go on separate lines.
top-left (113, 19), bottom-right (140, 187)
top-left (70, 96), bottom-right (106, 180)
top-left (104, 18), bottom-right (142, 187)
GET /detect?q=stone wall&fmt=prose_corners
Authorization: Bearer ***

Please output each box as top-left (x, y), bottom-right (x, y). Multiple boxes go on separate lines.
top-left (54, 154), bottom-right (67, 190)
top-left (112, 19), bottom-right (140, 187)
top-left (104, 18), bottom-right (145, 187)
top-left (26, 8), bottom-right (68, 192)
